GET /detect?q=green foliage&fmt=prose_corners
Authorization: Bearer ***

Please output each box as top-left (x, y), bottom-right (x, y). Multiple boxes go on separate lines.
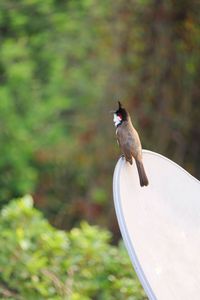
top-left (0, 0), bottom-right (199, 234)
top-left (0, 196), bottom-right (146, 299)
top-left (0, 1), bottom-right (199, 296)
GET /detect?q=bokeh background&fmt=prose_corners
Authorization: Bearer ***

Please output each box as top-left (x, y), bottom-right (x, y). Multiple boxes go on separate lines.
top-left (0, 0), bottom-right (200, 298)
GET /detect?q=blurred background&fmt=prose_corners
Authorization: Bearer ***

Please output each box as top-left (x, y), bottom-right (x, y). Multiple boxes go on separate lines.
top-left (0, 0), bottom-right (200, 298)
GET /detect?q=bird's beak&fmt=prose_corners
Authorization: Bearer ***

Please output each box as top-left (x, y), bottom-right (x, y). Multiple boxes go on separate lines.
top-left (109, 110), bottom-right (115, 114)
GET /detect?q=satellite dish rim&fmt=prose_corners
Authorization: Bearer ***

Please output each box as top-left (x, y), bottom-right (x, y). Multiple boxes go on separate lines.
top-left (113, 150), bottom-right (199, 300)
top-left (113, 153), bottom-right (157, 300)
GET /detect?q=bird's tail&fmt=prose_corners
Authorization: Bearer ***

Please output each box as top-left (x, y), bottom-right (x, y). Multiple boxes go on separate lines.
top-left (135, 159), bottom-right (149, 187)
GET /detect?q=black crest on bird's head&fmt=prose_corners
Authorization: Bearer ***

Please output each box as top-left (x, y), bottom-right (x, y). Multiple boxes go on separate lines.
top-left (115, 101), bottom-right (128, 121)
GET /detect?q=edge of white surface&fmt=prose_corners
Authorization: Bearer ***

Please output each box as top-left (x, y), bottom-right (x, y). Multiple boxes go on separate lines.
top-left (113, 153), bottom-right (157, 300)
top-left (142, 150), bottom-right (199, 183)
top-left (113, 150), bottom-right (199, 300)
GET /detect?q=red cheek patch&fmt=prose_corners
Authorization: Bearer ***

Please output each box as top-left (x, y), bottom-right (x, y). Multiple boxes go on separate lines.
top-left (118, 113), bottom-right (122, 120)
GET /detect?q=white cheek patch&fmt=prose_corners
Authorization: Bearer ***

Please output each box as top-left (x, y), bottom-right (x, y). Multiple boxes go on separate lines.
top-left (113, 113), bottom-right (122, 127)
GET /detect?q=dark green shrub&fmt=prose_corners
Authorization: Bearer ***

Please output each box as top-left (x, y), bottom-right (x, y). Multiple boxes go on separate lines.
top-left (0, 196), bottom-right (146, 299)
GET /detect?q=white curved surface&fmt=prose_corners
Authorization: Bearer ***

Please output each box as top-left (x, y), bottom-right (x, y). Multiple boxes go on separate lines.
top-left (113, 150), bottom-right (200, 300)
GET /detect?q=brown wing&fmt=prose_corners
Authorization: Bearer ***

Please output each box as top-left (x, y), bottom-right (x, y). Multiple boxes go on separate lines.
top-left (116, 121), bottom-right (142, 163)
top-left (116, 124), bottom-right (133, 164)
top-left (116, 121), bottom-right (149, 186)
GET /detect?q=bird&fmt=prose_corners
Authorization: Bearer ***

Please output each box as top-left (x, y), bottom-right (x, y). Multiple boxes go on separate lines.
top-left (112, 101), bottom-right (149, 187)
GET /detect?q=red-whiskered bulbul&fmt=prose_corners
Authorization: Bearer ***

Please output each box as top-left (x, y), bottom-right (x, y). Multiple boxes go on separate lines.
top-left (113, 101), bottom-right (149, 187)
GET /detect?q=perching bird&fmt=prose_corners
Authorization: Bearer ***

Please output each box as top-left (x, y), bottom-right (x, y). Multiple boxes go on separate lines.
top-left (113, 101), bottom-right (149, 187)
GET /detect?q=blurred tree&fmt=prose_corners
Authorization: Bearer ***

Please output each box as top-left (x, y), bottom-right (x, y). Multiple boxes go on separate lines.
top-left (0, 0), bottom-right (199, 234)
top-left (0, 0), bottom-right (72, 201)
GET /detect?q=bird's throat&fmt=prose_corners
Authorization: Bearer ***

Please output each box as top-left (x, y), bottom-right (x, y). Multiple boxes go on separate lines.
top-left (113, 113), bottom-right (122, 127)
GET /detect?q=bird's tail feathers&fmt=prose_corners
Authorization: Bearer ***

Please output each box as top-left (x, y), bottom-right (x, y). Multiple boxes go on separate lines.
top-left (135, 159), bottom-right (149, 187)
